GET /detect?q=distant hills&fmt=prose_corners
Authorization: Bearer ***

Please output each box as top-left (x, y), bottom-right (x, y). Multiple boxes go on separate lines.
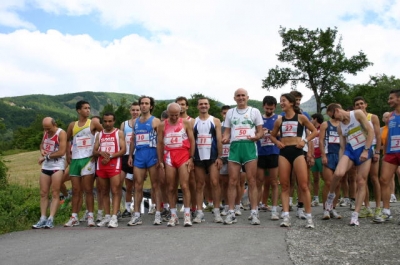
top-left (0, 91), bottom-right (317, 130)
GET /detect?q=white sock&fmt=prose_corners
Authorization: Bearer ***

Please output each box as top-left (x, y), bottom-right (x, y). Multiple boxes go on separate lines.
top-left (72, 213), bottom-right (78, 218)
top-left (125, 202), bottom-right (131, 211)
top-left (134, 212), bottom-right (140, 217)
top-left (289, 197), bottom-right (293, 205)
top-left (383, 208), bottom-right (391, 215)
top-left (184, 207), bottom-right (190, 214)
top-left (171, 208), bottom-right (177, 215)
top-left (88, 212), bottom-right (94, 217)
top-left (271, 206), bottom-right (277, 212)
top-left (40, 215), bottom-right (47, 221)
top-left (164, 203), bottom-right (170, 209)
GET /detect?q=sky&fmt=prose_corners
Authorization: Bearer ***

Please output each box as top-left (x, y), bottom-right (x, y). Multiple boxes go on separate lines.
top-left (1, 1), bottom-right (400, 105)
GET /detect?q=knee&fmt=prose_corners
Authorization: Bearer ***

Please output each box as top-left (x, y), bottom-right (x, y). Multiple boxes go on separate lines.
top-left (180, 183), bottom-right (189, 192)
top-left (40, 190), bottom-right (48, 198)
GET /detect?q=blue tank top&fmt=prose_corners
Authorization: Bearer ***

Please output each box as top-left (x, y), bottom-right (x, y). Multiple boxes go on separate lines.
top-left (386, 112), bottom-right (400, 154)
top-left (324, 121), bottom-right (340, 154)
top-left (193, 116), bottom-right (218, 160)
top-left (133, 116), bottom-right (157, 149)
top-left (123, 120), bottom-right (134, 155)
top-left (257, 114), bottom-right (280, 155)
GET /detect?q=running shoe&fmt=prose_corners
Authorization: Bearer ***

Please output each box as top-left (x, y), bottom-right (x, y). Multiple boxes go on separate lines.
top-left (373, 210), bottom-right (392, 223)
top-left (167, 214), bottom-right (179, 227)
top-left (324, 200), bottom-right (334, 212)
top-left (184, 213), bottom-right (192, 227)
top-left (108, 216), bottom-right (118, 228)
top-left (305, 216), bottom-right (315, 229)
top-left (340, 198), bottom-right (350, 207)
top-left (349, 199), bottom-right (356, 210)
top-left (280, 216), bottom-right (291, 227)
top-left (296, 208), bottom-right (306, 220)
top-left (193, 211), bottom-right (205, 223)
top-left (234, 208), bottom-right (242, 216)
top-left (204, 204), bottom-right (214, 212)
top-left (117, 210), bottom-right (122, 219)
top-left (96, 212), bottom-right (103, 222)
top-left (311, 199), bottom-right (319, 207)
top-left (127, 216), bottom-right (143, 226)
top-left (148, 205), bottom-right (156, 215)
top-left (349, 216), bottom-right (359, 226)
top-left (32, 219), bottom-right (47, 229)
top-left (161, 208), bottom-right (171, 222)
top-left (390, 194), bottom-right (397, 203)
top-left (329, 209), bottom-right (342, 219)
top-left (122, 209), bottom-right (131, 218)
top-left (250, 212), bottom-right (260, 225)
top-left (223, 212), bottom-right (237, 225)
top-left (221, 206), bottom-right (229, 216)
top-left (44, 219), bottom-right (54, 229)
top-left (322, 210), bottom-right (330, 220)
top-left (271, 210), bottom-right (279, 220)
top-left (87, 216), bottom-right (96, 227)
top-left (359, 207), bottom-right (373, 218)
top-left (259, 204), bottom-right (269, 212)
top-left (214, 212), bottom-right (223, 223)
top-left (153, 213), bottom-right (162, 225)
top-left (64, 216), bottom-right (80, 227)
top-left (97, 216), bottom-right (111, 227)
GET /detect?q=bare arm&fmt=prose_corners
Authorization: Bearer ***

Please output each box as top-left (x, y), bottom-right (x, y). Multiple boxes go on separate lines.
top-left (114, 130), bottom-right (126, 158)
top-left (371, 115), bottom-right (381, 161)
top-left (269, 116), bottom-right (284, 149)
top-left (157, 122), bottom-right (165, 167)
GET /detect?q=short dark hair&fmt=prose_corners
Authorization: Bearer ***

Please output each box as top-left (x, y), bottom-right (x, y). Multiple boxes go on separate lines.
top-left (197, 97), bottom-right (209, 104)
top-left (326, 103), bottom-right (342, 113)
top-left (390, 89), bottom-right (400, 97)
top-left (290, 90), bottom-right (303, 98)
top-left (263, 96), bottom-right (277, 106)
top-left (221, 105), bottom-right (230, 111)
top-left (103, 112), bottom-right (115, 121)
top-left (138, 96), bottom-right (155, 113)
top-left (353, 96), bottom-right (366, 105)
top-left (131, 102), bottom-right (139, 107)
top-left (175, 96), bottom-right (188, 106)
top-left (76, 100), bottom-right (90, 110)
top-left (311, 113), bottom-right (324, 124)
top-left (161, 110), bottom-right (168, 119)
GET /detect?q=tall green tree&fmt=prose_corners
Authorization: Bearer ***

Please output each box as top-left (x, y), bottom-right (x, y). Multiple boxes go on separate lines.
top-left (262, 26), bottom-right (373, 113)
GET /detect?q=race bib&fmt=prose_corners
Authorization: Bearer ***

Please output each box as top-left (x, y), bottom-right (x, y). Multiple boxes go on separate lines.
top-left (222, 144), bottom-right (230, 157)
top-left (100, 142), bottom-right (116, 153)
top-left (348, 130), bottom-right (366, 149)
top-left (76, 136), bottom-right (92, 149)
top-left (125, 132), bottom-right (133, 147)
top-left (43, 138), bottom-right (56, 152)
top-left (328, 135), bottom-right (340, 144)
top-left (136, 133), bottom-right (150, 146)
top-left (281, 121), bottom-right (298, 137)
top-left (312, 136), bottom-right (319, 148)
top-left (260, 134), bottom-right (274, 146)
top-left (197, 134), bottom-right (212, 149)
top-left (390, 135), bottom-right (400, 152)
top-left (233, 124), bottom-right (252, 140)
top-left (165, 133), bottom-right (183, 148)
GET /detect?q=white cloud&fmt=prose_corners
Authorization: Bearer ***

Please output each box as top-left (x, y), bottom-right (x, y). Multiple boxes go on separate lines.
top-left (1, 1), bottom-right (400, 106)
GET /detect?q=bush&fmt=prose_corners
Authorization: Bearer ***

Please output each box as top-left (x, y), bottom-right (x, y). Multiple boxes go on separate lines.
top-left (0, 157), bottom-right (7, 188)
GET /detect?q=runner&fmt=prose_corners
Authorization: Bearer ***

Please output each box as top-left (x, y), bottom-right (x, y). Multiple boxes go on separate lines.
top-left (324, 103), bottom-right (374, 226)
top-left (121, 102), bottom-right (140, 218)
top-left (376, 90), bottom-right (400, 223)
top-left (64, 100), bottom-right (103, 227)
top-left (33, 117), bottom-right (67, 229)
top-left (319, 111), bottom-right (342, 220)
top-left (93, 113), bottom-right (126, 228)
top-left (192, 97), bottom-right (223, 223)
top-left (127, 96), bottom-right (162, 226)
top-left (270, 93), bottom-right (318, 228)
top-left (221, 88), bottom-right (264, 225)
top-left (353, 96), bottom-right (382, 219)
top-left (256, 96), bottom-right (280, 220)
top-left (157, 102), bottom-right (196, 227)
top-left (310, 113), bottom-right (324, 207)
top-left (219, 105), bottom-right (231, 216)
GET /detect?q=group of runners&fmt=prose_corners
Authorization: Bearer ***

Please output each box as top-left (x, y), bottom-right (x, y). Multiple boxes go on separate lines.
top-left (32, 87), bottom-right (400, 229)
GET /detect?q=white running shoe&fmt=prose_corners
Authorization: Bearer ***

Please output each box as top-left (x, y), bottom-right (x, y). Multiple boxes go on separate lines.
top-left (305, 216), bottom-right (315, 229)
top-left (296, 208), bottom-right (306, 219)
top-left (167, 214), bottom-right (179, 227)
top-left (322, 210), bottom-right (330, 220)
top-left (148, 205), bottom-right (156, 215)
top-left (271, 210), bottom-right (279, 220)
top-left (193, 211), bottom-right (205, 223)
top-left (64, 216), bottom-right (79, 227)
top-left (127, 215), bottom-right (142, 226)
top-left (280, 216), bottom-right (291, 227)
top-left (153, 213), bottom-right (162, 225)
top-left (87, 216), bottom-right (96, 227)
top-left (183, 213), bottom-right (192, 227)
top-left (250, 212), bottom-right (260, 225)
top-left (97, 216), bottom-right (111, 227)
top-left (234, 208), bottom-right (242, 216)
top-left (108, 216), bottom-right (118, 228)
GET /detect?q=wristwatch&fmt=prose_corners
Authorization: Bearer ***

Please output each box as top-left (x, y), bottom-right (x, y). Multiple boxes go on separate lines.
top-left (109, 155), bottom-right (113, 159)
top-left (364, 147), bottom-right (370, 151)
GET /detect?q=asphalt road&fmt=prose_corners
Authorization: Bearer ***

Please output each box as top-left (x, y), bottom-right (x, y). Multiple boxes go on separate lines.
top-left (1, 202), bottom-right (400, 265)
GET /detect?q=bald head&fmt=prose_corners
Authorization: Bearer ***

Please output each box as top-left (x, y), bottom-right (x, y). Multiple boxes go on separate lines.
top-left (167, 102), bottom-right (181, 112)
top-left (42, 117), bottom-right (56, 133)
top-left (166, 103), bottom-right (181, 123)
top-left (234, 88), bottom-right (248, 97)
top-left (383, 112), bottom-right (391, 125)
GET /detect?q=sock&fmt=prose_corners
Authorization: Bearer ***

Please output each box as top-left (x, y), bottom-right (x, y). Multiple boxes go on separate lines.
top-left (155, 211), bottom-right (160, 216)
top-left (151, 204), bottom-right (156, 208)
top-left (213, 208), bottom-right (220, 214)
top-left (229, 210), bottom-right (235, 216)
top-left (271, 206), bottom-right (277, 212)
top-left (72, 213), bottom-right (78, 218)
top-left (112, 214), bottom-right (117, 219)
top-left (305, 213), bottom-right (312, 218)
top-left (197, 210), bottom-right (203, 214)
top-left (134, 212), bottom-right (140, 217)
top-left (48, 216), bottom-right (54, 221)
top-left (235, 205), bottom-right (240, 210)
top-left (88, 212), bottom-right (94, 217)
top-left (125, 202), bottom-right (131, 211)
top-left (40, 215), bottom-right (47, 221)
top-left (282, 211), bottom-right (289, 217)
top-left (208, 201), bottom-right (214, 206)
top-left (105, 214), bottom-right (111, 219)
top-left (190, 207), bottom-right (196, 212)
top-left (383, 208), bottom-right (391, 215)
top-left (352, 211), bottom-right (359, 218)
top-left (313, 196), bottom-right (319, 201)
top-left (251, 209), bottom-right (257, 214)
top-left (289, 197), bottom-right (293, 205)
top-left (171, 208), bottom-right (177, 215)
top-left (98, 209), bottom-right (103, 215)
top-left (184, 207), bottom-right (190, 214)
top-left (327, 192), bottom-right (335, 202)
top-left (164, 203), bottom-right (170, 209)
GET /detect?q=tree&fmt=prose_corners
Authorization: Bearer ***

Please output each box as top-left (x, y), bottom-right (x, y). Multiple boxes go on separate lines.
top-left (262, 26), bottom-right (373, 113)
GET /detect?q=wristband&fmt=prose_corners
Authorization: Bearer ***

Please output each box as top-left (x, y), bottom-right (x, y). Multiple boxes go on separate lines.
top-left (45, 154), bottom-right (50, 161)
